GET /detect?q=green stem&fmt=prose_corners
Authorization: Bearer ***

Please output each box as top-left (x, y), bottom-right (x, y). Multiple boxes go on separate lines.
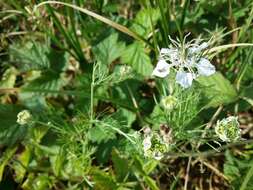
top-left (90, 64), bottom-right (96, 123)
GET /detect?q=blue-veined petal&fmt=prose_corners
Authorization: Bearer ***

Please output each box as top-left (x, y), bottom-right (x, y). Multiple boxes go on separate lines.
top-left (152, 59), bottom-right (170, 78)
top-left (196, 58), bottom-right (215, 76)
top-left (175, 71), bottom-right (194, 88)
top-left (143, 136), bottom-right (152, 152)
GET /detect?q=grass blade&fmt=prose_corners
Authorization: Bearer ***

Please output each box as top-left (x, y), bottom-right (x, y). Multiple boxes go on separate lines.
top-left (34, 1), bottom-right (152, 48)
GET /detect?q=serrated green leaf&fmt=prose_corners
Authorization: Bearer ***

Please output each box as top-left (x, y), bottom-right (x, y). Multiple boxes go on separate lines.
top-left (16, 47), bottom-right (69, 110)
top-left (93, 33), bottom-right (125, 65)
top-left (121, 42), bottom-right (153, 76)
top-left (19, 71), bottom-right (68, 110)
top-left (25, 72), bottom-right (68, 94)
top-left (131, 8), bottom-right (160, 38)
top-left (197, 72), bottom-right (238, 108)
top-left (9, 42), bottom-right (50, 72)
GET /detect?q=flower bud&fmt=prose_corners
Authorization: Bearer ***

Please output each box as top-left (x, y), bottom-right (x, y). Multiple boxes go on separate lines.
top-left (161, 95), bottom-right (177, 111)
top-left (17, 110), bottom-right (32, 125)
top-left (119, 65), bottom-right (131, 76)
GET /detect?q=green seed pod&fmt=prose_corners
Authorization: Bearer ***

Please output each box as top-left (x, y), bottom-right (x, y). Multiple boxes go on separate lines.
top-left (143, 133), bottom-right (169, 160)
top-left (215, 116), bottom-right (241, 142)
top-left (161, 95), bottom-right (177, 111)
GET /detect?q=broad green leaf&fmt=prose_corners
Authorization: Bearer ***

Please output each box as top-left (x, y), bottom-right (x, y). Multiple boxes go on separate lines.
top-left (87, 124), bottom-right (116, 143)
top-left (133, 156), bottom-right (146, 176)
top-left (18, 47), bottom-right (69, 110)
top-left (131, 8), bottom-right (160, 38)
top-left (96, 139), bottom-right (117, 164)
top-left (121, 42), bottom-right (153, 76)
top-left (0, 104), bottom-right (21, 127)
top-left (18, 93), bottom-right (47, 111)
top-left (0, 104), bottom-right (26, 146)
top-left (111, 149), bottom-right (130, 182)
top-left (19, 72), bottom-right (69, 110)
top-left (197, 72), bottom-right (238, 108)
top-left (92, 169), bottom-right (118, 190)
top-left (240, 84), bottom-right (253, 106)
top-left (32, 174), bottom-right (53, 190)
top-left (9, 42), bottom-right (50, 72)
top-left (22, 76), bottom-right (60, 95)
top-left (143, 160), bottom-right (158, 175)
top-left (48, 48), bottom-right (69, 72)
top-left (0, 67), bottom-right (18, 103)
top-left (0, 67), bottom-right (17, 88)
top-left (143, 176), bottom-right (159, 190)
top-left (241, 85), bottom-right (253, 99)
top-left (112, 108), bottom-right (136, 128)
top-left (150, 105), bottom-right (167, 127)
top-left (93, 33), bottom-right (125, 65)
top-left (24, 49), bottom-right (69, 94)
top-left (0, 146), bottom-right (17, 181)
top-left (22, 173), bottom-right (35, 190)
top-left (13, 147), bottom-right (31, 183)
top-left (51, 147), bottom-right (66, 177)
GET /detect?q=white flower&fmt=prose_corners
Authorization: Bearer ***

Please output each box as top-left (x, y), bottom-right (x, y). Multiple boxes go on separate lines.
top-left (196, 58), bottom-right (216, 76)
top-left (143, 136), bottom-right (152, 152)
top-left (175, 71), bottom-right (194, 88)
top-left (17, 110), bottom-right (31, 125)
top-left (152, 35), bottom-right (216, 88)
top-left (152, 59), bottom-right (170, 78)
top-left (215, 116), bottom-right (241, 142)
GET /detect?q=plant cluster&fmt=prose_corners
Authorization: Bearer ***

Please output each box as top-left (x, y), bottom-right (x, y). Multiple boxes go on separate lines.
top-left (1, 0), bottom-right (253, 190)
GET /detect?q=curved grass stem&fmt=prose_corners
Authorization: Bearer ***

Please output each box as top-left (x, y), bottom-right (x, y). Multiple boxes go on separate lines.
top-left (34, 1), bottom-right (153, 48)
